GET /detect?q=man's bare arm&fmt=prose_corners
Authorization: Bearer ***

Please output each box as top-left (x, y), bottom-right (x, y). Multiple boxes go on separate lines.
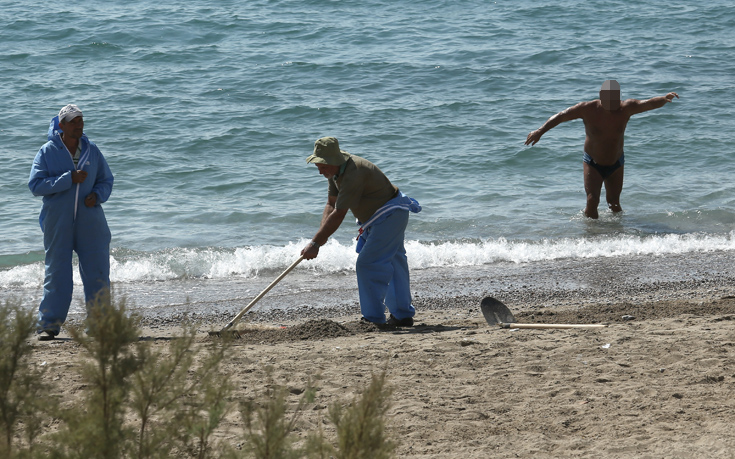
top-left (313, 196), bottom-right (347, 246)
top-left (525, 102), bottom-right (587, 146)
top-left (320, 195), bottom-right (335, 226)
top-left (625, 92), bottom-right (679, 116)
top-left (301, 195), bottom-right (348, 260)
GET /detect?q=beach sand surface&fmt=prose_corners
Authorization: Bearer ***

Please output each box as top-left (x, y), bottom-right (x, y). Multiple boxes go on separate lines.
top-left (32, 293), bottom-right (735, 458)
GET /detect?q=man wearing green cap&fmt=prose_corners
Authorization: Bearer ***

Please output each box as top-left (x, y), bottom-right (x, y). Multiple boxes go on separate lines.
top-left (525, 80), bottom-right (679, 218)
top-left (301, 137), bottom-right (421, 325)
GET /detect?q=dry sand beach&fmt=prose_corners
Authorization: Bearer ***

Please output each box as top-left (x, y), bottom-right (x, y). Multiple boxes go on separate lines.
top-left (31, 252), bottom-right (735, 458)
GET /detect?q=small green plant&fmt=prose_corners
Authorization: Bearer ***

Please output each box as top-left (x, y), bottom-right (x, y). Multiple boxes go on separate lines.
top-left (51, 292), bottom-right (235, 458)
top-left (173, 371), bottom-right (235, 459)
top-left (53, 292), bottom-right (143, 458)
top-left (130, 324), bottom-right (234, 459)
top-left (0, 295), bottom-right (397, 458)
top-left (0, 299), bottom-right (54, 458)
top-left (239, 367), bottom-right (317, 459)
top-left (328, 370), bottom-right (396, 459)
top-left (238, 370), bottom-right (397, 459)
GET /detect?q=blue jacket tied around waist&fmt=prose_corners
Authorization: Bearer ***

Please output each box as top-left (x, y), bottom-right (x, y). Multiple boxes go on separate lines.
top-left (356, 191), bottom-right (421, 253)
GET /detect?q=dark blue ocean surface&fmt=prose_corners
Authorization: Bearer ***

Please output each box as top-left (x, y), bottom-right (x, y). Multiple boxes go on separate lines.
top-left (2, 1), bottom-right (733, 308)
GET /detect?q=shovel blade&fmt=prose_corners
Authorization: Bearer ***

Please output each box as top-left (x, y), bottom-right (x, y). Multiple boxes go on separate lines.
top-left (480, 297), bottom-right (516, 326)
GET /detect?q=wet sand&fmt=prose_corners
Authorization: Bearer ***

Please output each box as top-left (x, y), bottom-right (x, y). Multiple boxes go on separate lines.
top-left (31, 251), bottom-right (735, 457)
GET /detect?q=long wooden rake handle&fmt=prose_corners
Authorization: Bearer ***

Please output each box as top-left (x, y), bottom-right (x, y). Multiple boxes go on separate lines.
top-left (219, 256), bottom-right (304, 332)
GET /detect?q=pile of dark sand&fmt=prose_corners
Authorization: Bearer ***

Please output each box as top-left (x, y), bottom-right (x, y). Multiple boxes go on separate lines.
top-left (225, 318), bottom-right (381, 344)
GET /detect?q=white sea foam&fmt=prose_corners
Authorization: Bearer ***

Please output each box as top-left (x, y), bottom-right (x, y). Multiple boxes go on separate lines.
top-left (0, 263), bottom-right (44, 289)
top-left (408, 232), bottom-right (735, 267)
top-left (3, 233), bottom-right (733, 288)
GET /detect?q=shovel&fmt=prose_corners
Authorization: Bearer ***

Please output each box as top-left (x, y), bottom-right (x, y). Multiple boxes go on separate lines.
top-left (209, 256), bottom-right (304, 337)
top-left (480, 297), bottom-right (607, 330)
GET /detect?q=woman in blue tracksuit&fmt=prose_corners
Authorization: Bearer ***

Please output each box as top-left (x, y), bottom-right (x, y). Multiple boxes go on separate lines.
top-left (28, 104), bottom-right (114, 340)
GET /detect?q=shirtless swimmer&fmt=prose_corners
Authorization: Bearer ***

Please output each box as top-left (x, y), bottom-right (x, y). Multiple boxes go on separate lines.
top-left (525, 80), bottom-right (679, 218)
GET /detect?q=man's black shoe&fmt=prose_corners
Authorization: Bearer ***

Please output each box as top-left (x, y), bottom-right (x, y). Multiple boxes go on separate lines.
top-left (386, 314), bottom-right (414, 327)
top-left (37, 330), bottom-right (57, 341)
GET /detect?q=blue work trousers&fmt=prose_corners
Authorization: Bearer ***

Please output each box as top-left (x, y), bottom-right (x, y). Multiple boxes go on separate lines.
top-left (38, 217), bottom-right (111, 334)
top-left (355, 209), bottom-right (414, 324)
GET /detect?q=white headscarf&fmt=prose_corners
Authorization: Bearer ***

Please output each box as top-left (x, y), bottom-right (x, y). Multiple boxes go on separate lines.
top-left (58, 104), bottom-right (83, 123)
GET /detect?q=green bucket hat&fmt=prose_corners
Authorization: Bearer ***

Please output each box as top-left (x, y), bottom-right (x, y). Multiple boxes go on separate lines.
top-left (306, 137), bottom-right (351, 166)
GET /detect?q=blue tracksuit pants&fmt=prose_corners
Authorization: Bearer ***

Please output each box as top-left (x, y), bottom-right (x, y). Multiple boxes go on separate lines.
top-left (355, 209), bottom-right (414, 324)
top-left (39, 212), bottom-right (111, 334)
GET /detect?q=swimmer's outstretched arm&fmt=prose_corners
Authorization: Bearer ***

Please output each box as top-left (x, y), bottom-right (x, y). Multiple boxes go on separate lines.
top-left (625, 92), bottom-right (679, 116)
top-left (525, 102), bottom-right (587, 146)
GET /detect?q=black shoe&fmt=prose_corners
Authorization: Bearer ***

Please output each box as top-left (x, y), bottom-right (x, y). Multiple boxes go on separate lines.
top-left (37, 330), bottom-right (57, 341)
top-left (386, 314), bottom-right (414, 327)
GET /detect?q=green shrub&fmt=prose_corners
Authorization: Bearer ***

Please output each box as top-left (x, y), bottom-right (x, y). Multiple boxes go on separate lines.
top-left (0, 299), bottom-right (55, 458)
top-left (134, 328), bottom-right (234, 459)
top-left (52, 292), bottom-right (143, 458)
top-left (239, 367), bottom-right (317, 459)
top-left (0, 295), bottom-right (397, 458)
top-left (51, 292), bottom-right (235, 459)
top-left (152, 326), bottom-right (237, 458)
top-left (328, 370), bottom-right (396, 459)
top-left (238, 369), bottom-right (397, 459)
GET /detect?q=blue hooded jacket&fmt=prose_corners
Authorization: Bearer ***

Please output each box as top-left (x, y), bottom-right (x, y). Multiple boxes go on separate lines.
top-left (29, 116), bottom-right (114, 231)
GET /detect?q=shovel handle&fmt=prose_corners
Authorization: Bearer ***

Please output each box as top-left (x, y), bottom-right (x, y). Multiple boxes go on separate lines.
top-left (500, 323), bottom-right (607, 329)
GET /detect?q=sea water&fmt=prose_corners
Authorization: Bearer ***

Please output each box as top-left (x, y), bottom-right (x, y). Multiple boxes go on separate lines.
top-left (1, 1), bottom-right (734, 313)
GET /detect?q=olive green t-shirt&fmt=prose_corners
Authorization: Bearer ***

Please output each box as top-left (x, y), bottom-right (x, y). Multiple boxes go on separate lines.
top-left (328, 155), bottom-right (399, 223)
